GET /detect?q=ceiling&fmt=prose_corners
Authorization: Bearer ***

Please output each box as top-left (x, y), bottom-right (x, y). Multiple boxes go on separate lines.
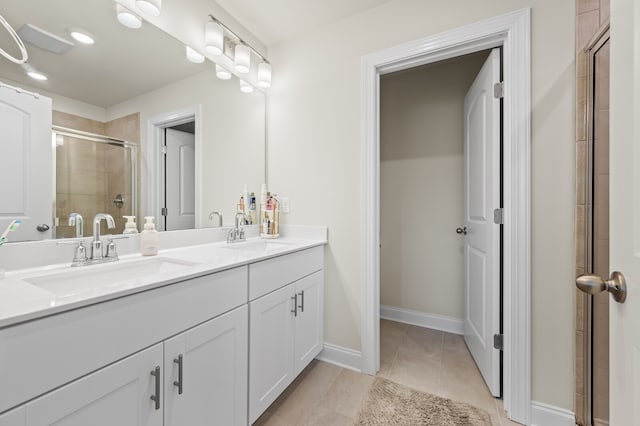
top-left (0, 0), bottom-right (207, 108)
top-left (213, 0), bottom-right (392, 46)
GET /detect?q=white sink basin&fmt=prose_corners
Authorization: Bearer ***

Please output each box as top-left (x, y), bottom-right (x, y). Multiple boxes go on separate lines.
top-left (24, 257), bottom-right (198, 299)
top-left (222, 239), bottom-right (294, 254)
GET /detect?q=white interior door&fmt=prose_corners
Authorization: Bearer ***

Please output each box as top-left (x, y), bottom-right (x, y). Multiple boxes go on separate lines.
top-left (608, 0), bottom-right (640, 423)
top-left (165, 128), bottom-right (195, 231)
top-left (0, 85), bottom-right (52, 241)
top-left (462, 48), bottom-right (501, 397)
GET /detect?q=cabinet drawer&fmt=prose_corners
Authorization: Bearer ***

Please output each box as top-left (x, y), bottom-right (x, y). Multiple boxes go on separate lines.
top-left (0, 266), bottom-right (247, 414)
top-left (248, 246), bottom-right (324, 300)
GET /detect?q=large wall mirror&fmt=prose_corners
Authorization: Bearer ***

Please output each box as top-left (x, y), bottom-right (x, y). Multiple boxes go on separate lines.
top-left (0, 0), bottom-right (266, 241)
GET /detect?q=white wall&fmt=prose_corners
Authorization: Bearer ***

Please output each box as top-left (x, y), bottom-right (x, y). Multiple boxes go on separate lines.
top-left (268, 0), bottom-right (575, 410)
top-left (380, 52), bottom-right (488, 319)
top-left (107, 68), bottom-right (266, 226)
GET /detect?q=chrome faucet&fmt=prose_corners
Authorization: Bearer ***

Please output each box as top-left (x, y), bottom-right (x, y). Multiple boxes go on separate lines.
top-left (91, 213), bottom-right (116, 260)
top-left (209, 210), bottom-right (223, 227)
top-left (68, 213), bottom-right (84, 238)
top-left (228, 212), bottom-right (247, 243)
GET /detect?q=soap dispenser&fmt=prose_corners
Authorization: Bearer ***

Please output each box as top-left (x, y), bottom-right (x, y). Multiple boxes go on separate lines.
top-left (123, 216), bottom-right (138, 234)
top-left (140, 216), bottom-right (159, 256)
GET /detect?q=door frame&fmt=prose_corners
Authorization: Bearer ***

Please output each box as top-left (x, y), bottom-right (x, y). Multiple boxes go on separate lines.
top-left (361, 8), bottom-right (531, 424)
top-left (147, 105), bottom-right (202, 229)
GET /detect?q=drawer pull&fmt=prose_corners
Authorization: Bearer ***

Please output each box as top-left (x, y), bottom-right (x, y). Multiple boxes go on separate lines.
top-left (150, 366), bottom-right (161, 410)
top-left (174, 355), bottom-right (184, 395)
top-left (291, 294), bottom-right (298, 317)
top-left (298, 290), bottom-right (305, 313)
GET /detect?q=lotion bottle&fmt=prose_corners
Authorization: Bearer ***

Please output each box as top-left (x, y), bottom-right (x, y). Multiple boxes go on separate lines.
top-left (123, 216), bottom-right (138, 234)
top-left (140, 216), bottom-right (159, 256)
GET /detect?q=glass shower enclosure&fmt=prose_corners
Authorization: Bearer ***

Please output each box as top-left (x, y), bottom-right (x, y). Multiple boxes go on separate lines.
top-left (53, 126), bottom-right (137, 238)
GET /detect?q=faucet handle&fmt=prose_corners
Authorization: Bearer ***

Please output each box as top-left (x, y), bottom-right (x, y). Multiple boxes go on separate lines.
top-left (105, 236), bottom-right (129, 260)
top-left (57, 239), bottom-right (88, 266)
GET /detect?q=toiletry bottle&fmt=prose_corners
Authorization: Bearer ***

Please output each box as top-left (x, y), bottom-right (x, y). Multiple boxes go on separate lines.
top-left (249, 192), bottom-right (257, 224)
top-left (140, 216), bottom-right (159, 256)
top-left (123, 216), bottom-right (138, 234)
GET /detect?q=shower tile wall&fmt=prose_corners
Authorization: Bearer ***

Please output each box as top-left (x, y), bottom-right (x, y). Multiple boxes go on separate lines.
top-left (574, 0), bottom-right (609, 424)
top-left (53, 111), bottom-right (140, 238)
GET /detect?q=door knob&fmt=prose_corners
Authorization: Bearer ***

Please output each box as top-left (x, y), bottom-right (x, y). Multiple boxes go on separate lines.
top-left (36, 224), bottom-right (50, 232)
top-left (576, 271), bottom-right (627, 303)
top-left (456, 227), bottom-right (467, 235)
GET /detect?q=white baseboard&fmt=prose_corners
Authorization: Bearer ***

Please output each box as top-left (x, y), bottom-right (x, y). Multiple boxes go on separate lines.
top-left (316, 343), bottom-right (362, 372)
top-left (530, 401), bottom-right (575, 426)
top-left (380, 305), bottom-right (464, 335)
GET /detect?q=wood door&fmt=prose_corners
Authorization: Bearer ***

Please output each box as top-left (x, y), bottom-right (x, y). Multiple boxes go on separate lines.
top-left (294, 270), bottom-right (324, 375)
top-left (0, 86), bottom-right (52, 241)
top-left (608, 0), bottom-right (640, 423)
top-left (462, 48), bottom-right (501, 397)
top-left (25, 344), bottom-right (163, 426)
top-left (249, 284), bottom-right (296, 424)
top-left (164, 128), bottom-right (195, 231)
top-left (163, 306), bottom-right (248, 426)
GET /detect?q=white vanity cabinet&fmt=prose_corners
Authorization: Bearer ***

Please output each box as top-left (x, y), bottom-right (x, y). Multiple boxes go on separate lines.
top-left (164, 305), bottom-right (248, 426)
top-left (24, 344), bottom-right (164, 426)
top-left (248, 247), bottom-right (324, 424)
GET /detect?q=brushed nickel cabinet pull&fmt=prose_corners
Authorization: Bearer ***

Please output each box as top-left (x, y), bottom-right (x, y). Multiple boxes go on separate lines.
top-left (150, 366), bottom-right (161, 410)
top-left (298, 290), bottom-right (305, 313)
top-left (173, 355), bottom-right (184, 395)
top-left (291, 294), bottom-right (298, 317)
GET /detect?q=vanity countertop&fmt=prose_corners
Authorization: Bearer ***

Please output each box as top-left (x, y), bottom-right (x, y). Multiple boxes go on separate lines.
top-left (0, 237), bottom-right (326, 329)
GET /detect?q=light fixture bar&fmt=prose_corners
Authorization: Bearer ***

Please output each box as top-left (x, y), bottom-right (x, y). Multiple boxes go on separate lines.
top-left (207, 14), bottom-right (269, 64)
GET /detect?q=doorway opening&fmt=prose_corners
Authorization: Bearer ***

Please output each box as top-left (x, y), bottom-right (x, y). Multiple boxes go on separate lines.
top-left (361, 9), bottom-right (531, 424)
top-left (147, 105), bottom-right (202, 231)
top-left (379, 48), bottom-right (503, 400)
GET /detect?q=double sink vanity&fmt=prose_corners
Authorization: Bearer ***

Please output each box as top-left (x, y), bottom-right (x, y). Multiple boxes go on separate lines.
top-left (0, 226), bottom-right (326, 425)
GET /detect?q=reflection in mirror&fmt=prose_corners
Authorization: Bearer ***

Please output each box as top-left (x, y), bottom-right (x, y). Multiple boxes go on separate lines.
top-left (0, 0), bottom-right (266, 241)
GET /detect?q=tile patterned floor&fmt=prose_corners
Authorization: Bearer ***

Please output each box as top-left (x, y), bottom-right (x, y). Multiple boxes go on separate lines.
top-left (254, 319), bottom-right (522, 425)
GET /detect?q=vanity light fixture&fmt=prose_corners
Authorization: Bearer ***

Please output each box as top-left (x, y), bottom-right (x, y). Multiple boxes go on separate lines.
top-left (185, 46), bottom-right (205, 63)
top-left (257, 62), bottom-right (271, 88)
top-left (135, 0), bottom-right (162, 17)
top-left (239, 79), bottom-right (253, 93)
top-left (234, 43), bottom-right (250, 73)
top-left (205, 20), bottom-right (223, 55)
top-left (215, 64), bottom-right (232, 80)
top-left (116, 5), bottom-right (142, 29)
top-left (69, 30), bottom-right (95, 45)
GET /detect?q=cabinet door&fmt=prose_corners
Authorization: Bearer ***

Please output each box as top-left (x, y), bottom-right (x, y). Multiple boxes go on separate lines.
top-left (164, 306), bottom-right (248, 426)
top-left (294, 270), bottom-right (325, 375)
top-left (0, 407), bottom-right (25, 426)
top-left (25, 344), bottom-right (163, 426)
top-left (249, 284), bottom-right (296, 424)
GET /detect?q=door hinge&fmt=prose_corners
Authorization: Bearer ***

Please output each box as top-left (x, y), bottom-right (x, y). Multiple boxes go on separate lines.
top-left (161, 207), bottom-right (168, 216)
top-left (493, 208), bottom-right (504, 224)
top-left (161, 146), bottom-right (167, 155)
top-left (493, 334), bottom-right (504, 351)
top-left (493, 82), bottom-right (504, 99)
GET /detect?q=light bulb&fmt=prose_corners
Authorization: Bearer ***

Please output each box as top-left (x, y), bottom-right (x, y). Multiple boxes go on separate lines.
top-left (239, 79), bottom-right (254, 93)
top-left (257, 62), bottom-right (271, 88)
top-left (215, 64), bottom-right (232, 80)
top-left (234, 44), bottom-right (250, 74)
top-left (205, 21), bottom-right (223, 56)
top-left (185, 46), bottom-right (205, 63)
top-left (116, 5), bottom-right (142, 29)
top-left (135, 0), bottom-right (162, 17)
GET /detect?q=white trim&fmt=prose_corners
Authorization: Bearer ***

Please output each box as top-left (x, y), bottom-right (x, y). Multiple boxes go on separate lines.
top-left (530, 401), bottom-right (575, 426)
top-left (316, 343), bottom-right (362, 372)
top-left (361, 8), bottom-right (531, 425)
top-left (146, 105), bottom-right (203, 228)
top-left (380, 305), bottom-right (464, 335)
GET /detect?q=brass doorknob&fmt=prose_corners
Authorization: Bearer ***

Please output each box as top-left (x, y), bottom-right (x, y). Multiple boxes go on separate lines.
top-left (456, 227), bottom-right (467, 235)
top-left (576, 271), bottom-right (627, 303)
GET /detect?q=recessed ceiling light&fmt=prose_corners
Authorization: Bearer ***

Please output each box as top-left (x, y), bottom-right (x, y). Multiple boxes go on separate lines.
top-left (185, 46), bottom-right (205, 64)
top-left (116, 5), bottom-right (142, 29)
top-left (27, 70), bottom-right (47, 81)
top-left (69, 30), bottom-right (95, 45)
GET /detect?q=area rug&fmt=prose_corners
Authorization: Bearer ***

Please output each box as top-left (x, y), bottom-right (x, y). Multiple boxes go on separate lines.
top-left (356, 377), bottom-right (492, 425)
